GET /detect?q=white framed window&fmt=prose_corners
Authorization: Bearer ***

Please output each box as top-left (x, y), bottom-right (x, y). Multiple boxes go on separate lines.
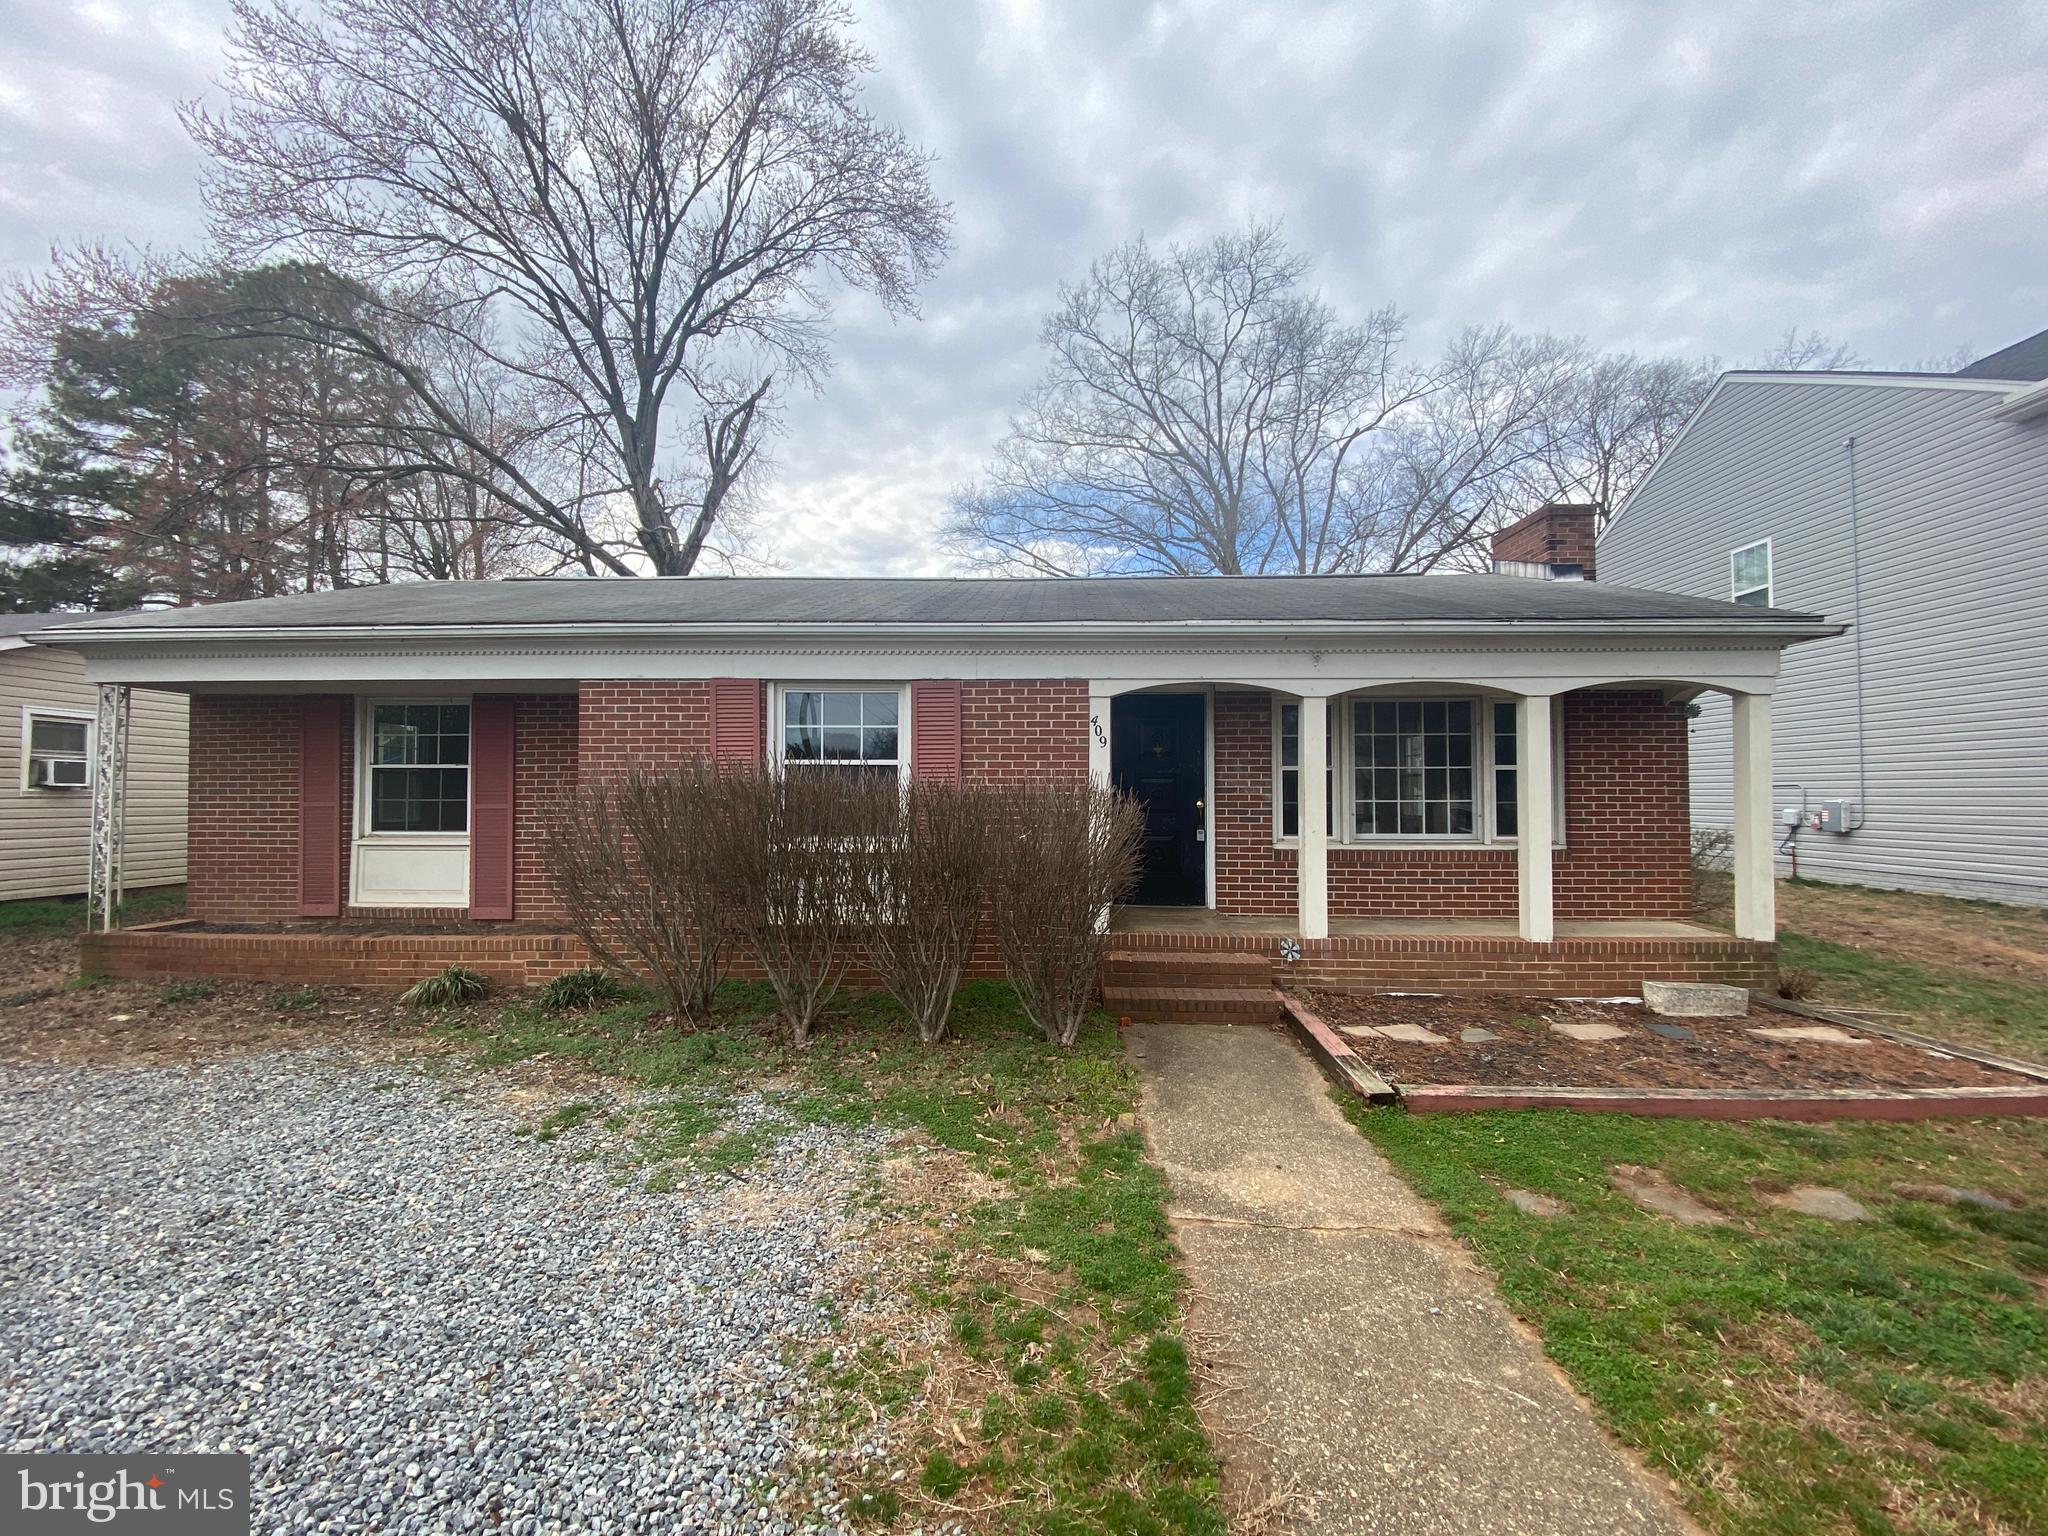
top-left (363, 701), bottom-right (472, 833)
top-left (352, 698), bottom-right (472, 908)
top-left (1730, 539), bottom-right (1772, 606)
top-left (1487, 699), bottom-right (1566, 842)
top-left (773, 686), bottom-right (908, 780)
top-left (1272, 695), bottom-right (1564, 846)
top-left (1274, 702), bottom-right (1332, 839)
top-left (20, 707), bottom-right (93, 791)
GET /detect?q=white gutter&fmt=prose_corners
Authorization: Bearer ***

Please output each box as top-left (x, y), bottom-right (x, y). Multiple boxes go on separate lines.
top-left (34, 616), bottom-right (1844, 647)
top-left (1986, 376), bottom-right (2048, 422)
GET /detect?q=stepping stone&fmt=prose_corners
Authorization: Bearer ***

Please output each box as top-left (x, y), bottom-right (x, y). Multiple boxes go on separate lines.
top-left (1337, 1024), bottom-right (1384, 1040)
top-left (1505, 1189), bottom-right (1564, 1217)
top-left (1611, 1166), bottom-right (1727, 1227)
top-left (1892, 1182), bottom-right (2017, 1212)
top-left (1749, 1025), bottom-right (1869, 1046)
top-left (1459, 1027), bottom-right (1500, 1044)
top-left (1551, 1020), bottom-right (1630, 1042)
top-left (1643, 980), bottom-right (1748, 1017)
top-left (1767, 1186), bottom-right (1871, 1222)
top-left (1644, 1021), bottom-right (1694, 1041)
top-left (1378, 1022), bottom-right (1448, 1044)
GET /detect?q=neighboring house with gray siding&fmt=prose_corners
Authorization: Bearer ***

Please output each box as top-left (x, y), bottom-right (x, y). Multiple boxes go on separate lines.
top-left (1595, 330), bottom-right (2048, 907)
top-left (0, 613), bottom-right (188, 903)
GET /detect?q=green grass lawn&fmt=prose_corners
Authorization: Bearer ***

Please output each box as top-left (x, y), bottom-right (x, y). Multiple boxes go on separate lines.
top-left (438, 979), bottom-right (1223, 1535)
top-left (0, 885), bottom-right (185, 934)
top-left (1777, 930), bottom-right (2048, 1062)
top-left (1351, 1106), bottom-right (2048, 1535)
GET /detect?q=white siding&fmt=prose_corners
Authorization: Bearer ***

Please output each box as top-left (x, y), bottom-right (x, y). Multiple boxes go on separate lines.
top-left (1600, 377), bottom-right (2048, 905)
top-left (0, 646), bottom-right (188, 901)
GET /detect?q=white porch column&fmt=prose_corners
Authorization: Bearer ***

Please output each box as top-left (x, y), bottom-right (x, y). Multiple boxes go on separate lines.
top-left (1731, 690), bottom-right (1777, 940)
top-left (1296, 693), bottom-right (1330, 940)
top-left (1515, 694), bottom-right (1554, 943)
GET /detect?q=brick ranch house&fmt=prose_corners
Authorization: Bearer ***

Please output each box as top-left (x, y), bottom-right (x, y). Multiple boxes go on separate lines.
top-left (34, 559), bottom-right (1837, 1002)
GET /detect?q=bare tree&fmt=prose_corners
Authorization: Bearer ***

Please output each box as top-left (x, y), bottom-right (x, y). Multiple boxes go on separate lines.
top-left (184, 0), bottom-right (950, 576)
top-left (1510, 348), bottom-right (1717, 535)
top-left (945, 225), bottom-right (1424, 575)
top-left (1757, 328), bottom-right (1866, 371)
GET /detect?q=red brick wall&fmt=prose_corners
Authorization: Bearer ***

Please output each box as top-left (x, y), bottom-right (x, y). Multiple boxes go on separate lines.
top-left (1555, 690), bottom-right (1692, 919)
top-left (188, 695), bottom-right (302, 923)
top-left (577, 680), bottom-right (714, 775)
top-left (961, 679), bottom-right (1089, 782)
top-left (513, 695), bottom-right (579, 923)
top-left (1492, 503), bottom-right (1598, 578)
top-left (1211, 689), bottom-right (1691, 920)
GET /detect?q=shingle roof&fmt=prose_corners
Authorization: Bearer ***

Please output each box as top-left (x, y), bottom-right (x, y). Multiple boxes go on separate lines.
top-left (1957, 326), bottom-right (2048, 382)
top-left (39, 574), bottom-right (1825, 636)
top-left (0, 609), bottom-right (120, 640)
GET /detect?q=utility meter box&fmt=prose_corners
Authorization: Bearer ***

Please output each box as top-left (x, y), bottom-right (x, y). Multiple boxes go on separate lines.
top-left (1819, 799), bottom-right (1859, 834)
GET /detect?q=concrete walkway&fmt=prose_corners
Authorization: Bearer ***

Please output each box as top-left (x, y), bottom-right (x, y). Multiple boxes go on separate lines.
top-left (1129, 1022), bottom-right (1695, 1536)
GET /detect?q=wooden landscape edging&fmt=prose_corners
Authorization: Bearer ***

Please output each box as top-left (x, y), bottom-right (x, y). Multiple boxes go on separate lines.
top-left (1278, 984), bottom-right (2048, 1122)
top-left (1399, 1084), bottom-right (2048, 1121)
top-left (1274, 990), bottom-right (1397, 1104)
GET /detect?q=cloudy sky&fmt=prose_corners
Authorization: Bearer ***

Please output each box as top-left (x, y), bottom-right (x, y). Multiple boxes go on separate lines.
top-left (3, 0), bottom-right (2044, 574)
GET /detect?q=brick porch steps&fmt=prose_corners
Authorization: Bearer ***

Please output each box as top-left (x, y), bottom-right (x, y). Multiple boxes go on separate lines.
top-left (1101, 949), bottom-right (1279, 1025)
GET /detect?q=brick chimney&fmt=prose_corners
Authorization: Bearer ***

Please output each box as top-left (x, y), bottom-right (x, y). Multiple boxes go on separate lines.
top-left (1491, 503), bottom-right (1598, 581)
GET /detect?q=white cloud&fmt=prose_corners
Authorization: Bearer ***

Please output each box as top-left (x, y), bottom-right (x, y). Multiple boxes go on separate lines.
top-left (4, 0), bottom-right (2044, 573)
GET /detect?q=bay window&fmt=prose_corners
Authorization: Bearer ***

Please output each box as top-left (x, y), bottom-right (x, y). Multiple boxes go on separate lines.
top-left (1273, 695), bottom-right (1562, 845)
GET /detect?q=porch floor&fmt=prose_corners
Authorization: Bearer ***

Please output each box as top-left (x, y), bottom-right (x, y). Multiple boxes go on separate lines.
top-left (1112, 906), bottom-right (1725, 941)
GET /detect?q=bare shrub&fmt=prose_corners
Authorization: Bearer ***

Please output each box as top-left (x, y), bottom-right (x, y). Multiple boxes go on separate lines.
top-left (712, 767), bottom-right (867, 1045)
top-left (988, 778), bottom-right (1145, 1048)
top-left (846, 778), bottom-right (994, 1044)
top-left (1776, 968), bottom-right (1822, 1002)
top-left (541, 764), bottom-right (728, 1026)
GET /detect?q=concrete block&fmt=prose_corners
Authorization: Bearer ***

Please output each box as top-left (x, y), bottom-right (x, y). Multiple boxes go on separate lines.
top-left (1642, 980), bottom-right (1749, 1018)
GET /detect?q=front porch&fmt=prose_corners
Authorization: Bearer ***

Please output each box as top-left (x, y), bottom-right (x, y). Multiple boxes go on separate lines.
top-left (1112, 907), bottom-right (1725, 941)
top-left (1103, 907), bottom-right (1774, 1009)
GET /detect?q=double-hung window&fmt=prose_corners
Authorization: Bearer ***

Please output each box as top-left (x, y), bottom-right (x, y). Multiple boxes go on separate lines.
top-left (1730, 540), bottom-right (1772, 606)
top-left (1275, 702), bottom-right (1333, 838)
top-left (780, 688), bottom-right (904, 780)
top-left (367, 703), bottom-right (471, 833)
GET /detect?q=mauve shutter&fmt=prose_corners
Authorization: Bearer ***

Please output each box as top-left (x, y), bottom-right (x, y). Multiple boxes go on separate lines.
top-left (708, 678), bottom-right (763, 766)
top-left (909, 681), bottom-right (962, 784)
top-left (468, 696), bottom-right (517, 920)
top-left (297, 696), bottom-right (345, 918)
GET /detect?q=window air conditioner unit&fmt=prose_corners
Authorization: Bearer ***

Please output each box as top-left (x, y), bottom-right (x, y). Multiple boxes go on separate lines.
top-left (30, 756), bottom-right (89, 788)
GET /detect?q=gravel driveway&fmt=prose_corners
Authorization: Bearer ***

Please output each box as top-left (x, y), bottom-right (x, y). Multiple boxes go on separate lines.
top-left (0, 1049), bottom-right (882, 1533)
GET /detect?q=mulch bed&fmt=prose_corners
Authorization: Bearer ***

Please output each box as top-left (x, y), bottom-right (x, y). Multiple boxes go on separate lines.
top-left (1287, 989), bottom-right (2039, 1093)
top-left (0, 931), bottom-right (443, 1067)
